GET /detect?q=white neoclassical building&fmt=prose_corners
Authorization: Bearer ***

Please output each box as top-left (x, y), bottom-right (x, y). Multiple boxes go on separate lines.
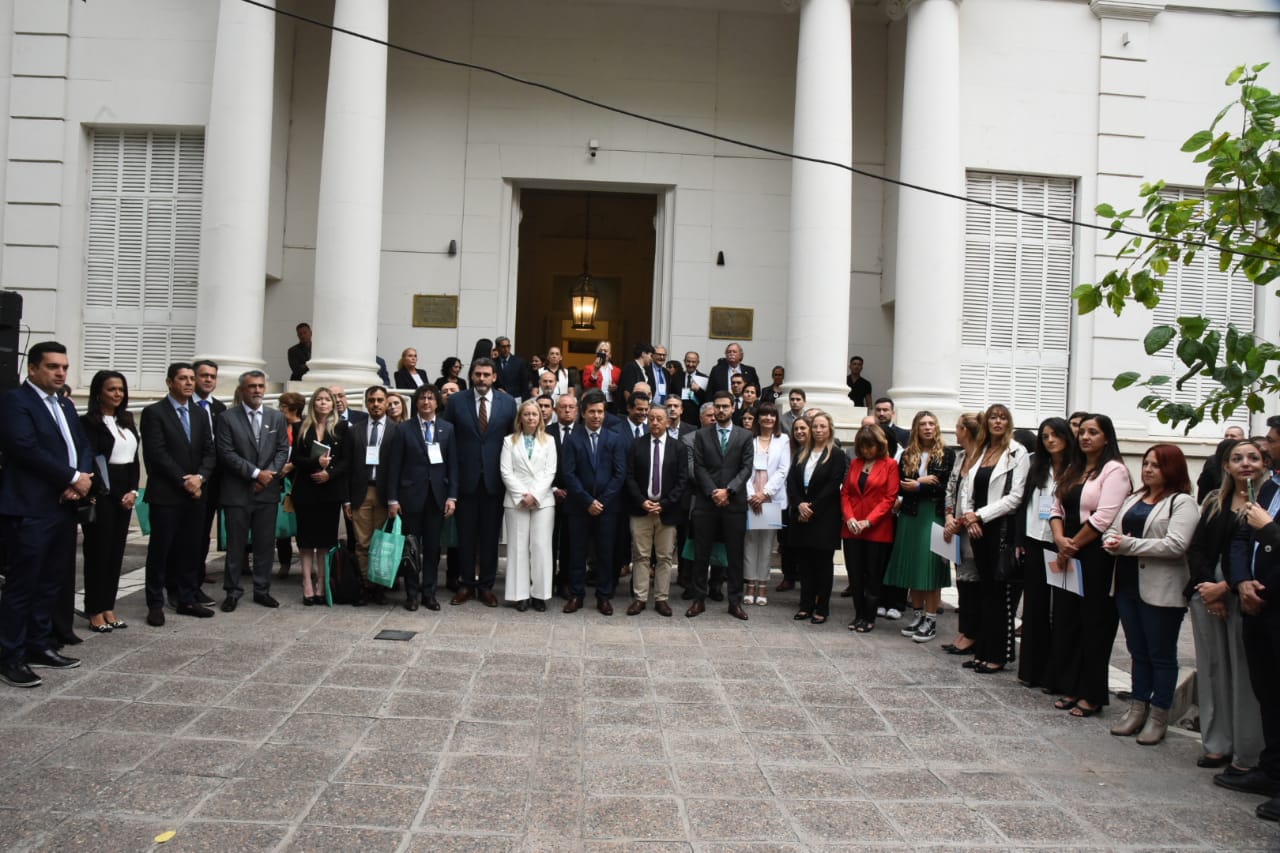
top-left (1, 0), bottom-right (1277, 441)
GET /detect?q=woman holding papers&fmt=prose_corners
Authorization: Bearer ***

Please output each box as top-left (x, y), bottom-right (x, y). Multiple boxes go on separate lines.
top-left (841, 424), bottom-right (901, 632)
top-left (1047, 414), bottom-right (1131, 716)
top-left (884, 411), bottom-right (955, 643)
top-left (942, 413), bottom-right (983, 655)
top-left (743, 403), bottom-right (790, 605)
top-left (1017, 418), bottom-right (1074, 688)
top-left (786, 413), bottom-right (848, 624)
top-left (290, 387), bottom-right (350, 605)
top-left (1101, 444), bottom-right (1197, 744)
top-left (1184, 438), bottom-right (1268, 772)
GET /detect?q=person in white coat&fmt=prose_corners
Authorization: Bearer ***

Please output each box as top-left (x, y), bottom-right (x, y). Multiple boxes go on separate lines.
top-left (500, 400), bottom-right (558, 610)
top-left (743, 403), bottom-right (791, 605)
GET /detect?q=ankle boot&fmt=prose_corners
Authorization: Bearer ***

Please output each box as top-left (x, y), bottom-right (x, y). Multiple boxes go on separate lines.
top-left (1136, 706), bottom-right (1169, 745)
top-left (1110, 700), bottom-right (1149, 736)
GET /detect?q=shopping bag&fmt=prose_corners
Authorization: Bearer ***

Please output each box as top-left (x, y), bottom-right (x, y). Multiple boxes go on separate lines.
top-left (368, 516), bottom-right (405, 588)
top-left (275, 480), bottom-right (297, 539)
top-left (134, 488), bottom-right (151, 536)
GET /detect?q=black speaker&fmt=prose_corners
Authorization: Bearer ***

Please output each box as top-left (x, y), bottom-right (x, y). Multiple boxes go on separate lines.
top-left (0, 290), bottom-right (22, 391)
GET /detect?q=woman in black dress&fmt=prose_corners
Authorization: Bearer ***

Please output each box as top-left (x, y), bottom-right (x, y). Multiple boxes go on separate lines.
top-left (786, 413), bottom-right (849, 624)
top-left (290, 387), bottom-right (349, 604)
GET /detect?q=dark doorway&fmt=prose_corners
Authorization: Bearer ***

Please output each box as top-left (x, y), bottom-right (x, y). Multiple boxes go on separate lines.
top-left (515, 189), bottom-right (657, 371)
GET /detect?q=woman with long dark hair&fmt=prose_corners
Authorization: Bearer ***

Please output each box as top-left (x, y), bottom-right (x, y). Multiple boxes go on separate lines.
top-left (842, 424), bottom-right (901, 632)
top-left (1017, 417), bottom-right (1074, 688)
top-left (79, 370), bottom-right (140, 632)
top-left (275, 392), bottom-right (306, 579)
top-left (743, 403), bottom-right (790, 605)
top-left (1047, 413), bottom-right (1131, 716)
top-left (435, 356), bottom-right (467, 392)
top-left (786, 413), bottom-right (847, 624)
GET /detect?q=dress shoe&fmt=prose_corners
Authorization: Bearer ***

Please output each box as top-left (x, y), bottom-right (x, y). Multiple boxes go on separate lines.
top-left (220, 596), bottom-right (238, 613)
top-left (194, 590), bottom-right (216, 607)
top-left (147, 607), bottom-right (167, 626)
top-left (404, 599), bottom-right (419, 612)
top-left (655, 601), bottom-right (673, 617)
top-left (531, 599), bottom-right (546, 612)
top-left (626, 600), bottom-right (646, 616)
top-left (515, 599), bottom-right (529, 612)
top-left (775, 579), bottom-right (795, 592)
top-left (1214, 767), bottom-right (1280, 797)
top-left (0, 662), bottom-right (41, 688)
top-left (451, 587), bottom-right (474, 606)
top-left (253, 593), bottom-right (280, 608)
top-left (423, 596), bottom-right (441, 611)
top-left (597, 598), bottom-right (614, 616)
top-left (1197, 754), bottom-right (1231, 769)
top-left (707, 589), bottom-right (725, 602)
top-left (479, 590), bottom-right (499, 608)
top-left (563, 596), bottom-right (584, 613)
top-left (1258, 796), bottom-right (1280, 822)
top-left (728, 603), bottom-right (749, 621)
top-left (685, 599), bottom-right (705, 618)
top-left (175, 603), bottom-right (215, 618)
top-left (26, 649), bottom-right (81, 669)
top-left (88, 621), bottom-right (113, 634)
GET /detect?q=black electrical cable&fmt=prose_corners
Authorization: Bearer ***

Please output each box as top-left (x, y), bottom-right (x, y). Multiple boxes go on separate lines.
top-left (239, 0), bottom-right (1274, 266)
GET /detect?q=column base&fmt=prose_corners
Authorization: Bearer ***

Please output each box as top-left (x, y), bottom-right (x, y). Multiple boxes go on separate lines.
top-left (302, 359), bottom-right (383, 391)
top-left (883, 384), bottom-right (963, 431)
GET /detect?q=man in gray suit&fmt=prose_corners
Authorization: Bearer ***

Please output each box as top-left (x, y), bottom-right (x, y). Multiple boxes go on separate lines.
top-left (687, 391), bottom-right (753, 620)
top-left (216, 370), bottom-right (290, 610)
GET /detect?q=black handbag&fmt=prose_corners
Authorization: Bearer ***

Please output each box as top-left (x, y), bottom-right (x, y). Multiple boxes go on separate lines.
top-left (989, 462), bottom-right (1023, 583)
top-left (76, 497), bottom-right (97, 526)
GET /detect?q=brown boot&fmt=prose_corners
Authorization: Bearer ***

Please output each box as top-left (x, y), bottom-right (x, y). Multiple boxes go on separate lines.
top-left (1136, 706), bottom-right (1169, 745)
top-left (1109, 700), bottom-right (1149, 737)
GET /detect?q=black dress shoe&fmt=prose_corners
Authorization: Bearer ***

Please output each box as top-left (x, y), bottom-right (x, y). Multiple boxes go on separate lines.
top-left (175, 603), bottom-right (215, 618)
top-left (515, 599), bottom-right (529, 612)
top-left (54, 632), bottom-right (83, 647)
top-left (1197, 754), bottom-right (1231, 769)
top-left (1258, 796), bottom-right (1280, 822)
top-left (365, 588), bottom-right (387, 605)
top-left (404, 599), bottom-right (419, 612)
top-left (194, 590), bottom-right (216, 606)
top-left (146, 607), bottom-right (166, 627)
top-left (26, 649), bottom-right (81, 669)
top-left (1214, 768), bottom-right (1280, 797)
top-left (597, 598), bottom-right (614, 616)
top-left (0, 662), bottom-right (41, 688)
top-left (220, 596), bottom-right (238, 613)
top-left (253, 593), bottom-right (280, 608)
top-left (685, 599), bottom-right (705, 618)
top-left (531, 599), bottom-right (546, 612)
top-left (563, 596), bottom-right (583, 614)
top-left (423, 596), bottom-right (440, 611)
top-left (840, 586), bottom-right (853, 597)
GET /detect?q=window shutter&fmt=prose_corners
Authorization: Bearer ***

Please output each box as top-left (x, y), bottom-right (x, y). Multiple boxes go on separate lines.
top-left (83, 130), bottom-right (203, 390)
top-left (959, 172), bottom-right (1074, 425)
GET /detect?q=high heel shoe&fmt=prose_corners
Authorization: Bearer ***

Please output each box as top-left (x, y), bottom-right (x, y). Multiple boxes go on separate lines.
top-left (88, 621), bottom-right (113, 633)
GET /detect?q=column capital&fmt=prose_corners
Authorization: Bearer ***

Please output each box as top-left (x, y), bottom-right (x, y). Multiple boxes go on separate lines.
top-left (1089, 0), bottom-right (1164, 20)
top-left (883, 0), bottom-right (959, 23)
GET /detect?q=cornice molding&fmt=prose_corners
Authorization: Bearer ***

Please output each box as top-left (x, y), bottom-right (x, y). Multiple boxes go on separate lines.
top-left (883, 0), bottom-right (960, 22)
top-left (1089, 0), bottom-right (1166, 20)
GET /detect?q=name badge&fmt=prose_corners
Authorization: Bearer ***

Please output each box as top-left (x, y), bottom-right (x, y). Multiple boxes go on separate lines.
top-left (754, 452), bottom-right (768, 471)
top-left (365, 446), bottom-right (380, 466)
top-left (427, 443), bottom-right (444, 464)
top-left (682, 388), bottom-right (695, 401)
top-left (1038, 495), bottom-right (1054, 520)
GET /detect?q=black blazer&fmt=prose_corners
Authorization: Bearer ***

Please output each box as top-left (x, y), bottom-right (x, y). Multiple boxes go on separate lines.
top-left (619, 360), bottom-right (657, 402)
top-left (626, 434), bottom-right (688, 524)
top-left (494, 355), bottom-right (527, 398)
top-left (0, 383), bottom-right (93, 518)
top-left (786, 445), bottom-right (849, 551)
top-left (1229, 479), bottom-right (1280, 598)
top-left (79, 414), bottom-right (141, 498)
top-left (345, 416), bottom-right (391, 510)
top-left (690, 423), bottom-right (754, 513)
top-left (380, 417), bottom-right (458, 513)
top-left (393, 368), bottom-right (429, 390)
top-left (290, 421), bottom-right (350, 505)
top-left (706, 360), bottom-right (761, 397)
top-left (140, 398), bottom-right (216, 506)
top-left (897, 447), bottom-right (956, 519)
top-left (1186, 499), bottom-right (1241, 598)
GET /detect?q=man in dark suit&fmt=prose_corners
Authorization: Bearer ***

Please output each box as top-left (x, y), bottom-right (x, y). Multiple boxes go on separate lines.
top-left (664, 398), bottom-right (695, 440)
top-left (625, 406), bottom-right (688, 617)
top-left (547, 392), bottom-right (580, 598)
top-left (873, 396), bottom-right (911, 455)
top-left (331, 385), bottom-right (369, 427)
top-left (493, 336), bottom-right (528, 401)
top-left (443, 357), bottom-right (516, 605)
top-left (0, 341), bottom-right (93, 687)
top-left (343, 386), bottom-right (390, 603)
top-left (192, 358), bottom-right (225, 601)
top-left (288, 322), bottom-right (311, 380)
top-left (688, 391), bottom-right (754, 620)
top-left (383, 384), bottom-right (457, 611)
top-left (561, 389), bottom-right (629, 615)
top-left (676, 351), bottom-right (708, 427)
top-left (650, 345), bottom-right (672, 404)
top-left (619, 342), bottom-right (657, 408)
top-left (139, 362), bottom-right (218, 627)
top-left (216, 370), bottom-right (290, 610)
top-left (706, 342), bottom-right (761, 398)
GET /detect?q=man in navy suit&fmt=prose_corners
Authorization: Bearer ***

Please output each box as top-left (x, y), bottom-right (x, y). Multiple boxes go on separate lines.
top-left (443, 357), bottom-right (515, 605)
top-left (561, 389), bottom-right (628, 615)
top-left (383, 384), bottom-right (457, 611)
top-left (493, 336), bottom-right (528, 401)
top-left (625, 406), bottom-right (688, 617)
top-left (0, 341), bottom-right (93, 687)
top-left (192, 358), bottom-right (226, 600)
top-left (547, 393), bottom-right (580, 598)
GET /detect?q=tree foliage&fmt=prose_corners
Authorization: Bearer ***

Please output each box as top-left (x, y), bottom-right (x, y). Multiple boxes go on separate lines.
top-left (1073, 63), bottom-right (1280, 431)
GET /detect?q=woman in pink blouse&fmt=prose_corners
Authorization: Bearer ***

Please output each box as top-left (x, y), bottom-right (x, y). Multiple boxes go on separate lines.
top-left (1046, 413), bottom-right (1132, 717)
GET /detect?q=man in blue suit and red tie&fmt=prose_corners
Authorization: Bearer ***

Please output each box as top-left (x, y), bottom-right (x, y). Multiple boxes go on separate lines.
top-left (0, 341), bottom-right (94, 688)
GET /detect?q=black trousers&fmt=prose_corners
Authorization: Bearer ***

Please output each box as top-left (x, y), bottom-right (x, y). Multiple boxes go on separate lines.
top-left (0, 511), bottom-right (76, 664)
top-left (975, 579), bottom-right (1017, 665)
top-left (794, 545), bottom-right (834, 617)
top-left (568, 510), bottom-right (618, 600)
top-left (1017, 539), bottom-right (1053, 685)
top-left (690, 508), bottom-right (746, 605)
top-left (145, 501), bottom-right (204, 609)
top-left (1046, 543), bottom-right (1117, 706)
top-left (455, 485), bottom-right (502, 591)
top-left (82, 491), bottom-right (133, 613)
top-left (403, 500), bottom-right (446, 602)
top-left (843, 538), bottom-right (892, 623)
top-left (957, 580), bottom-right (980, 638)
top-left (1243, 608), bottom-right (1280, 781)
top-left (778, 527), bottom-right (798, 583)
top-left (222, 501), bottom-right (277, 599)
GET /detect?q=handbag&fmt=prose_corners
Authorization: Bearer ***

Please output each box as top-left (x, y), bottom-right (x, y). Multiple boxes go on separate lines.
top-left (76, 497), bottom-right (97, 526)
top-left (368, 516), bottom-right (406, 588)
top-left (989, 464), bottom-right (1022, 583)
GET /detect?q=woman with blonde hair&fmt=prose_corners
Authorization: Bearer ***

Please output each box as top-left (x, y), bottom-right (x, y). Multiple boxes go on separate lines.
top-left (384, 392), bottom-right (406, 424)
top-left (786, 412), bottom-right (848, 624)
top-left (394, 348), bottom-right (428, 389)
top-left (290, 387), bottom-right (349, 605)
top-left (500, 399), bottom-right (558, 611)
top-left (942, 412), bottom-right (983, 655)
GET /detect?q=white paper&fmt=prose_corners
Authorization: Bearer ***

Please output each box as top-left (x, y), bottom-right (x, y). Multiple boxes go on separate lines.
top-left (1043, 550), bottom-right (1084, 596)
top-left (929, 524), bottom-right (955, 563)
top-left (427, 443), bottom-right (444, 464)
top-left (753, 452), bottom-right (768, 470)
top-left (365, 446), bottom-right (381, 466)
top-left (747, 502), bottom-right (783, 530)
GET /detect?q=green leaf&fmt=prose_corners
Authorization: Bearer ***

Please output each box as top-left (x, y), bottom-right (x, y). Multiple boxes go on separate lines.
top-left (1181, 130), bottom-right (1214, 152)
top-left (1144, 325), bottom-right (1177, 355)
top-left (1227, 65), bottom-right (1245, 85)
top-left (1113, 372), bottom-right (1141, 390)
top-left (1178, 316), bottom-right (1211, 338)
top-left (1095, 202), bottom-right (1117, 218)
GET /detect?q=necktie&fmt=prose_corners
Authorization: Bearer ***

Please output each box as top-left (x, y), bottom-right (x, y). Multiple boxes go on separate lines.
top-left (651, 439), bottom-right (661, 495)
top-left (198, 399), bottom-right (210, 411)
top-left (635, 424), bottom-right (643, 438)
top-left (719, 428), bottom-right (729, 455)
top-left (45, 394), bottom-right (77, 465)
top-left (178, 404), bottom-right (191, 441)
top-left (252, 410), bottom-right (263, 440)
top-left (424, 420), bottom-right (433, 445)
top-left (590, 432), bottom-right (598, 457)
top-left (368, 420), bottom-right (381, 479)
top-left (478, 396), bottom-right (488, 432)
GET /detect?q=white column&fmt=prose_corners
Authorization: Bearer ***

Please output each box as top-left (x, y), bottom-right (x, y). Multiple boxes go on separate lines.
top-left (784, 0), bottom-right (856, 427)
top-left (304, 0), bottom-right (388, 388)
top-left (886, 0), bottom-right (963, 422)
top-left (194, 0), bottom-right (275, 379)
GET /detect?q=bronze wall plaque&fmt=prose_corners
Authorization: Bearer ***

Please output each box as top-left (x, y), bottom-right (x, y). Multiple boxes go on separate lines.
top-left (708, 306), bottom-right (753, 341)
top-left (412, 294), bottom-right (458, 328)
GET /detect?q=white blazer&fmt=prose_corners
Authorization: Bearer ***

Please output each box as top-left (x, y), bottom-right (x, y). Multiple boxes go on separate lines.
top-left (747, 436), bottom-right (791, 510)
top-left (1104, 491), bottom-right (1198, 608)
top-left (500, 434), bottom-right (557, 509)
top-left (954, 443), bottom-right (1030, 524)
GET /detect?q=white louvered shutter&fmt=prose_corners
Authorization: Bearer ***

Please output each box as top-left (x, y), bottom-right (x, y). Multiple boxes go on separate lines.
top-left (959, 172), bottom-right (1074, 426)
top-left (83, 130), bottom-right (204, 390)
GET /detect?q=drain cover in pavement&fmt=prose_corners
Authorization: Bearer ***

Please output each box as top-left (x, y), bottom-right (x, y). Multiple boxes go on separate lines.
top-left (373, 629), bottom-right (417, 641)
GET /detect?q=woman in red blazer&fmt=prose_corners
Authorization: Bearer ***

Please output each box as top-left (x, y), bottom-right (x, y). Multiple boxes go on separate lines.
top-left (842, 425), bottom-right (900, 632)
top-left (580, 340), bottom-right (622, 411)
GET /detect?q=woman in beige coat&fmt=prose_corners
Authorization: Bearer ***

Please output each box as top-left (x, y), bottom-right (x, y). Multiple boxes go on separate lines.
top-left (500, 400), bottom-right (558, 611)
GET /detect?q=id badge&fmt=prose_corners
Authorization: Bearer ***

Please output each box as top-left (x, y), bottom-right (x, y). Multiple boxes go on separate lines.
top-left (682, 388), bottom-right (695, 401)
top-left (365, 446), bottom-right (380, 466)
top-left (1038, 495), bottom-right (1053, 520)
top-left (754, 452), bottom-right (768, 471)
top-left (427, 443), bottom-right (444, 464)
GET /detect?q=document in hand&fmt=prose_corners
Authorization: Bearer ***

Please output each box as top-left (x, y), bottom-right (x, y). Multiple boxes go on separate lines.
top-left (1043, 550), bottom-right (1084, 596)
top-left (929, 524), bottom-right (961, 564)
top-left (747, 502), bottom-right (784, 530)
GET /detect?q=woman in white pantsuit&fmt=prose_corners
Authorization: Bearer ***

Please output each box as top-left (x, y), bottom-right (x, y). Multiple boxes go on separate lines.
top-left (500, 400), bottom-right (558, 611)
top-left (743, 403), bottom-right (790, 605)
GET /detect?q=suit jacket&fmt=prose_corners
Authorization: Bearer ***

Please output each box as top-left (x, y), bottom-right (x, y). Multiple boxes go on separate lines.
top-left (79, 413), bottom-right (141, 498)
top-left (785, 445), bottom-right (849, 550)
top-left (1229, 479), bottom-right (1280, 599)
top-left (345, 416), bottom-right (392, 509)
top-left (691, 423), bottom-right (754, 513)
top-left (626, 434), bottom-right (688, 524)
top-left (494, 354), bottom-right (528, 398)
top-left (706, 360), bottom-right (761, 397)
top-left (139, 396), bottom-right (216, 507)
top-left (216, 405), bottom-right (290, 506)
top-left (500, 433), bottom-right (558, 508)
top-left (841, 456), bottom-right (901, 543)
top-left (669, 422), bottom-right (695, 441)
top-left (381, 416), bottom-right (458, 514)
top-left (443, 388), bottom-right (517, 495)
top-left (619, 360), bottom-right (657, 402)
top-left (547, 420), bottom-right (580, 490)
top-left (0, 382), bottom-right (93, 517)
top-left (615, 417), bottom-right (650, 442)
top-left (675, 369), bottom-right (709, 425)
top-left (287, 342), bottom-right (310, 380)
top-left (560, 426), bottom-right (628, 515)
top-left (290, 421), bottom-right (350, 505)
top-left (341, 409), bottom-right (369, 427)
top-left (1104, 491), bottom-right (1198, 608)
top-left (393, 367), bottom-right (429, 390)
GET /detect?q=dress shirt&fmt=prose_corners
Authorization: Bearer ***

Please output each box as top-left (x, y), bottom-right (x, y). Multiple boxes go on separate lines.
top-left (37, 382), bottom-right (77, 469)
top-left (475, 391), bottom-right (492, 421)
top-left (630, 420), bottom-right (646, 439)
top-left (367, 417), bottom-right (386, 480)
top-left (648, 436), bottom-right (665, 500)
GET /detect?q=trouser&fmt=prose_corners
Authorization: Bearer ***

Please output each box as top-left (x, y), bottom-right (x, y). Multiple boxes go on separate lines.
top-left (1017, 540), bottom-right (1053, 685)
top-left (1115, 587), bottom-right (1185, 710)
top-left (743, 529), bottom-right (774, 582)
top-left (455, 485), bottom-right (503, 591)
top-left (795, 546), bottom-right (834, 617)
top-left (778, 527), bottom-right (798, 582)
top-left (568, 510), bottom-right (618, 600)
top-left (351, 486), bottom-right (388, 582)
top-left (145, 502), bottom-right (204, 609)
top-left (505, 505), bottom-right (555, 602)
top-left (1189, 593), bottom-right (1262, 766)
top-left (630, 514), bottom-right (676, 602)
top-left (1242, 607), bottom-right (1280, 781)
top-left (222, 502), bottom-right (277, 599)
top-left (975, 578), bottom-right (1017, 665)
top-left (199, 479), bottom-right (220, 582)
top-left (1047, 547), bottom-right (1118, 707)
top-left (0, 512), bottom-right (76, 664)
top-left (402, 500), bottom-right (446, 603)
top-left (552, 502), bottom-right (571, 592)
top-left (957, 579), bottom-right (981, 638)
top-left (82, 492), bottom-right (132, 614)
top-left (691, 508), bottom-right (746, 606)
top-left (843, 538), bottom-right (891, 623)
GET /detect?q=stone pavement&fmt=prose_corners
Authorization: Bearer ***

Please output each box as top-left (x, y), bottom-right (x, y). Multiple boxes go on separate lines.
top-left (2, 545), bottom-right (1278, 851)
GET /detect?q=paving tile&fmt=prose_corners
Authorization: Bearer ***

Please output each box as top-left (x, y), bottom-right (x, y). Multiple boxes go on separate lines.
top-left (0, 725), bottom-right (71, 764)
top-left (1156, 801), bottom-right (1280, 849)
top-left (56, 671), bottom-right (158, 700)
top-left (336, 749), bottom-right (440, 786)
top-left (855, 769), bottom-right (952, 801)
top-left (747, 732), bottom-right (838, 764)
top-left (99, 700), bottom-right (206, 734)
top-left (220, 681), bottom-right (312, 710)
top-left (1070, 804), bottom-right (1199, 845)
top-left (236, 743), bottom-right (348, 779)
top-left (0, 807), bottom-right (67, 849)
top-left (783, 798), bottom-right (899, 844)
top-left (324, 663), bottom-right (405, 689)
top-left (880, 801), bottom-right (1003, 843)
top-left (806, 706), bottom-right (890, 735)
top-left (361, 717), bottom-right (455, 753)
top-left (38, 730), bottom-right (161, 771)
top-left (582, 795), bottom-right (685, 841)
top-left (824, 735), bottom-right (910, 767)
top-left (89, 770), bottom-right (214, 816)
top-left (657, 702), bottom-right (735, 731)
top-left (651, 679), bottom-right (724, 704)
top-left (526, 792), bottom-right (584, 836)
top-left (406, 832), bottom-right (521, 852)
top-left (731, 704), bottom-right (814, 733)
top-left (584, 760), bottom-right (676, 795)
top-left (674, 763), bottom-right (774, 797)
top-left (762, 765), bottom-right (857, 799)
top-left (14, 696), bottom-right (128, 728)
top-left (936, 771), bottom-right (1045, 802)
top-left (420, 787), bottom-right (529, 832)
top-left (0, 765), bottom-right (113, 812)
top-left (185, 707), bottom-right (287, 742)
top-left (664, 731), bottom-right (752, 763)
top-left (285, 825), bottom-right (405, 852)
top-left (385, 690), bottom-right (466, 719)
top-left (250, 660), bottom-right (329, 685)
top-left (146, 738), bottom-right (253, 777)
top-left (449, 720), bottom-right (538, 755)
top-left (294, 685), bottom-right (387, 716)
top-left (303, 782), bottom-right (427, 828)
top-left (976, 804), bottom-right (1092, 844)
top-left (685, 797), bottom-right (795, 841)
top-left (436, 754), bottom-right (531, 790)
top-left (270, 712), bottom-right (370, 748)
top-left (153, 820), bottom-right (289, 853)
top-left (30, 814), bottom-right (169, 853)
top-left (196, 778), bottom-right (323, 822)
